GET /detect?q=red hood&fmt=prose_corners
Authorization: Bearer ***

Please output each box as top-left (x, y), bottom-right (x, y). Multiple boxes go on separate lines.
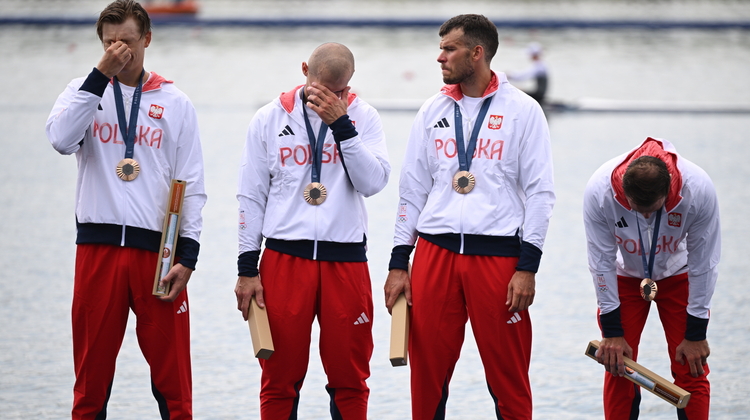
top-left (440, 71), bottom-right (500, 101)
top-left (279, 85), bottom-right (357, 114)
top-left (109, 71), bottom-right (172, 92)
top-left (611, 137), bottom-right (683, 212)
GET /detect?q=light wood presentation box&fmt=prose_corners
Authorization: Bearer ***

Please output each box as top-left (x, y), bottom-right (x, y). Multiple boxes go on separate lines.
top-left (389, 294), bottom-right (409, 367)
top-left (248, 297), bottom-right (274, 360)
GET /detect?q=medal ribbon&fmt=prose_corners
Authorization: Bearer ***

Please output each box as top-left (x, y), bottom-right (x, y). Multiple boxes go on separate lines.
top-left (301, 88), bottom-right (329, 183)
top-left (453, 96), bottom-right (492, 171)
top-left (112, 70), bottom-right (145, 160)
top-left (635, 208), bottom-right (663, 280)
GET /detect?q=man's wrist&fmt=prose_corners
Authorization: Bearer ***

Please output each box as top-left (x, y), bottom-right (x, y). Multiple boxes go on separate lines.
top-left (79, 67), bottom-right (111, 97)
top-left (329, 114), bottom-right (358, 142)
top-left (599, 307), bottom-right (625, 338)
top-left (238, 250), bottom-right (261, 277)
top-left (388, 245), bottom-right (414, 271)
top-left (685, 314), bottom-right (709, 341)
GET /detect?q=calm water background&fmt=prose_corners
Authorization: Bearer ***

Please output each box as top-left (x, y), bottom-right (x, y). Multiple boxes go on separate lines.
top-left (1, 1), bottom-right (749, 418)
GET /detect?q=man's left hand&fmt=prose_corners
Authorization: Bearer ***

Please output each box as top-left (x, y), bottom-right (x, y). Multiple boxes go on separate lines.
top-left (157, 263), bottom-right (193, 302)
top-left (305, 82), bottom-right (350, 125)
top-left (506, 270), bottom-right (536, 312)
top-left (676, 339), bottom-right (710, 377)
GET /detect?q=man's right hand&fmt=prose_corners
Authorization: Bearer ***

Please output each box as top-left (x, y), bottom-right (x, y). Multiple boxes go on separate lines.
top-left (96, 41), bottom-right (131, 78)
top-left (596, 336), bottom-right (634, 377)
top-left (235, 275), bottom-right (264, 321)
top-left (384, 268), bottom-right (412, 314)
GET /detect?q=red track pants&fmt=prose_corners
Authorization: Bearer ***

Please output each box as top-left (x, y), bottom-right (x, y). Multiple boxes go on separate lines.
top-left (72, 244), bottom-right (192, 420)
top-left (257, 249), bottom-right (373, 420)
top-left (601, 274), bottom-right (710, 420)
top-left (409, 239), bottom-right (533, 420)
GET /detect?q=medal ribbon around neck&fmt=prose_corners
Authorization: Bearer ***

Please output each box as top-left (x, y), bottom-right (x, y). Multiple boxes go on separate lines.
top-left (452, 96), bottom-right (492, 193)
top-left (301, 88), bottom-right (330, 205)
top-left (636, 208), bottom-right (663, 301)
top-left (113, 70), bottom-right (145, 181)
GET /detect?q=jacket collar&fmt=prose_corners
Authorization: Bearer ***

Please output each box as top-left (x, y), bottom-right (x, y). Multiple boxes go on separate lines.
top-left (109, 71), bottom-right (172, 92)
top-left (142, 72), bottom-right (171, 92)
top-left (439, 71), bottom-right (502, 101)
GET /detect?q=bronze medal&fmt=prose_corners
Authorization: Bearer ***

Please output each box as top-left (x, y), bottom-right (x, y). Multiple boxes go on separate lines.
top-left (303, 182), bottom-right (327, 205)
top-left (640, 278), bottom-right (658, 301)
top-left (452, 170), bottom-right (475, 194)
top-left (116, 158), bottom-right (140, 181)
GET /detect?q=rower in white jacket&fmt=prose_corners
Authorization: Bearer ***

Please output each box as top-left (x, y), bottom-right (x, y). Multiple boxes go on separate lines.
top-left (234, 42), bottom-right (390, 420)
top-left (45, 2), bottom-right (206, 418)
top-left (384, 14), bottom-right (555, 420)
top-left (583, 137), bottom-right (719, 420)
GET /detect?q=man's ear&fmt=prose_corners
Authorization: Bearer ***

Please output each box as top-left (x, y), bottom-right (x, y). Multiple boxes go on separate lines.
top-left (302, 62), bottom-right (309, 77)
top-left (472, 44), bottom-right (484, 63)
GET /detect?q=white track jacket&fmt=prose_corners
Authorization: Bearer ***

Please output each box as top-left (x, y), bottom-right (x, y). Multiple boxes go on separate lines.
top-left (583, 138), bottom-right (720, 321)
top-left (392, 72), bottom-right (555, 271)
top-left (46, 69), bottom-right (206, 267)
top-left (237, 86), bottom-right (390, 260)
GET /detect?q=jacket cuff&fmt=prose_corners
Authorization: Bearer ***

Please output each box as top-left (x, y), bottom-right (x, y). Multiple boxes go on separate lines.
top-left (176, 237), bottom-right (200, 270)
top-left (238, 250), bottom-right (261, 277)
top-left (599, 307), bottom-right (625, 338)
top-left (329, 114), bottom-right (358, 143)
top-left (388, 245), bottom-right (415, 271)
top-left (79, 67), bottom-right (111, 97)
top-left (516, 241), bottom-right (542, 273)
top-left (685, 314), bottom-right (709, 341)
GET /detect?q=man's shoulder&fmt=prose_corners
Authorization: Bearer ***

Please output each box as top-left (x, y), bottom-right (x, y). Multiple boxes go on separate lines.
top-left (677, 155), bottom-right (711, 181)
top-left (415, 92), bottom-right (452, 116)
top-left (585, 158), bottom-right (619, 198)
top-left (247, 98), bottom-right (292, 135)
top-left (254, 97), bottom-right (286, 118)
top-left (63, 75), bottom-right (89, 92)
top-left (346, 95), bottom-right (383, 121)
top-left (495, 82), bottom-right (542, 111)
top-left (677, 158), bottom-right (717, 202)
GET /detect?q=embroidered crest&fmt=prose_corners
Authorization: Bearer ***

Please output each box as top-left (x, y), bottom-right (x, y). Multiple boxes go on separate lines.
top-left (488, 115), bottom-right (503, 130)
top-left (149, 104), bottom-right (164, 119)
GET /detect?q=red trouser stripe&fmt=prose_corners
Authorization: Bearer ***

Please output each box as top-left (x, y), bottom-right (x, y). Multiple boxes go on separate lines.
top-left (257, 249), bottom-right (373, 420)
top-left (601, 273), bottom-right (709, 420)
top-left (409, 239), bottom-right (533, 420)
top-left (72, 244), bottom-right (192, 420)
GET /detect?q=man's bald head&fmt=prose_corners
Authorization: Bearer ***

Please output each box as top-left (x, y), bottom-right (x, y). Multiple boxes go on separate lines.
top-left (306, 43), bottom-right (355, 85)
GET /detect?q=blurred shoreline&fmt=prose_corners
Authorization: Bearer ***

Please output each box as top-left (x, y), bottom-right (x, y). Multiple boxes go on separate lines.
top-left (1, 0), bottom-right (750, 21)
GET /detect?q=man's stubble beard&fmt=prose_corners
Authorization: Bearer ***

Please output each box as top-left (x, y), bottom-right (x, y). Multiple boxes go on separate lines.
top-left (442, 56), bottom-right (475, 85)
